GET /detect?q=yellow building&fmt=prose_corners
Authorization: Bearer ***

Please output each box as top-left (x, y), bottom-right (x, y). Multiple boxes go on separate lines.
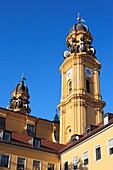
top-left (0, 14), bottom-right (113, 170)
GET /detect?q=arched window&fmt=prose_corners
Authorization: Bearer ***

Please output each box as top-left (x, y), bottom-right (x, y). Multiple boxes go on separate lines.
top-left (86, 80), bottom-right (90, 92)
top-left (69, 81), bottom-right (72, 94)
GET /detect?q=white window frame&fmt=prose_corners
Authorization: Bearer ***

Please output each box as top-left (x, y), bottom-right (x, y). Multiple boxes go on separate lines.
top-left (108, 138), bottom-right (113, 156)
top-left (94, 145), bottom-right (102, 161)
top-left (73, 156), bottom-right (78, 170)
top-left (32, 159), bottom-right (41, 170)
top-left (0, 154), bottom-right (11, 168)
top-left (103, 116), bottom-right (108, 125)
top-left (83, 151), bottom-right (88, 166)
top-left (16, 157), bottom-right (26, 170)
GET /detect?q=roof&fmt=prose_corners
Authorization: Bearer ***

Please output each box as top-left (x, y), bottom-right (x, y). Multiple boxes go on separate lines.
top-left (41, 139), bottom-right (65, 151)
top-left (59, 117), bottom-right (113, 154)
top-left (0, 130), bottom-right (65, 154)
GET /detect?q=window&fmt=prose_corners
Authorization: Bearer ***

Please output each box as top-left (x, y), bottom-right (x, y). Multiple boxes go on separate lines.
top-left (33, 160), bottom-right (41, 170)
top-left (83, 151), bottom-right (88, 166)
top-left (34, 138), bottom-right (40, 149)
top-left (86, 80), bottom-right (90, 92)
top-left (103, 116), bottom-right (108, 125)
top-left (95, 145), bottom-right (101, 161)
top-left (64, 161), bottom-right (68, 170)
top-left (73, 156), bottom-right (78, 170)
top-left (48, 163), bottom-right (55, 170)
top-left (0, 117), bottom-right (5, 130)
top-left (0, 154), bottom-right (10, 168)
top-left (27, 124), bottom-right (35, 137)
top-left (17, 157), bottom-right (26, 170)
top-left (86, 128), bottom-right (90, 134)
top-left (4, 131), bottom-right (11, 141)
top-left (69, 81), bottom-right (72, 94)
top-left (108, 138), bottom-right (113, 155)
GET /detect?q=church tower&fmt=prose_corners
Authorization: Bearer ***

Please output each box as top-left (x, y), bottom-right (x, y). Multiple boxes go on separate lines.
top-left (58, 14), bottom-right (106, 144)
top-left (8, 75), bottom-right (31, 114)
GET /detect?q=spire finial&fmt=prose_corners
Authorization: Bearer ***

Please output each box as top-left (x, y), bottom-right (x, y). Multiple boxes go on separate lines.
top-left (21, 73), bottom-right (26, 83)
top-left (77, 12), bottom-right (85, 23)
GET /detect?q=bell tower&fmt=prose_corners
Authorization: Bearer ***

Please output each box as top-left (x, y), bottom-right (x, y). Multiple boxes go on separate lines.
top-left (58, 14), bottom-right (106, 144)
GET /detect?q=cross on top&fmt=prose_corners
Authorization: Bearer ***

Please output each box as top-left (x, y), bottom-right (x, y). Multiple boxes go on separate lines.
top-left (77, 12), bottom-right (85, 23)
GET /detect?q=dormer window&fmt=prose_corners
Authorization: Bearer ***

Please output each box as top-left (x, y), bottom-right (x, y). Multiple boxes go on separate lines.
top-left (103, 115), bottom-right (108, 125)
top-left (3, 131), bottom-right (11, 141)
top-left (34, 138), bottom-right (41, 149)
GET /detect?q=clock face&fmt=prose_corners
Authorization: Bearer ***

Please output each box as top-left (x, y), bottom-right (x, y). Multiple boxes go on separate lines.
top-left (84, 67), bottom-right (93, 77)
top-left (66, 69), bottom-right (72, 79)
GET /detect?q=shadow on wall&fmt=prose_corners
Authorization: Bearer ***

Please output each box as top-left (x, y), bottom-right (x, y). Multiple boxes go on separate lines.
top-left (63, 158), bottom-right (88, 170)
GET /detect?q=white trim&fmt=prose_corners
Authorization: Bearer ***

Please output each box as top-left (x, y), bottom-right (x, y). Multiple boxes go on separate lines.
top-left (83, 151), bottom-right (88, 166)
top-left (108, 138), bottom-right (113, 156)
top-left (16, 156), bottom-right (26, 170)
top-left (8, 155), bottom-right (11, 168)
top-left (32, 159), bottom-right (41, 170)
top-left (0, 153), bottom-right (11, 168)
top-left (103, 116), bottom-right (108, 125)
top-left (72, 156), bottom-right (78, 170)
top-left (94, 145), bottom-right (102, 161)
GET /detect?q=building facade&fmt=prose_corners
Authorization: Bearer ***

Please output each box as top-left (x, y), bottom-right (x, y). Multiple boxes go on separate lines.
top-left (0, 14), bottom-right (113, 170)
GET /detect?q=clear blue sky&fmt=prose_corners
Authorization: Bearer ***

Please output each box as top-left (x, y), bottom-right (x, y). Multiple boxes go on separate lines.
top-left (0, 0), bottom-right (113, 120)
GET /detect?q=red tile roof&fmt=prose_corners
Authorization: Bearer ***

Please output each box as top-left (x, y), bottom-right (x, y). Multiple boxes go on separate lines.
top-left (41, 139), bottom-right (65, 151)
top-left (12, 132), bottom-right (33, 145)
top-left (0, 130), bottom-right (65, 153)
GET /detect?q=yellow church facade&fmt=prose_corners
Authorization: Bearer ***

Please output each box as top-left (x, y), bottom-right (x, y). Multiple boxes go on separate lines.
top-left (0, 14), bottom-right (113, 170)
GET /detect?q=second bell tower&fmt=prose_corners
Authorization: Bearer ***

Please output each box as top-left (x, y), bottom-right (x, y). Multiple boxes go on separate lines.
top-left (58, 14), bottom-right (105, 144)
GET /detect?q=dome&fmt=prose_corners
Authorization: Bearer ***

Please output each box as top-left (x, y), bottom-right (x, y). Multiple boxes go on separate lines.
top-left (70, 23), bottom-right (89, 33)
top-left (69, 13), bottom-right (89, 33)
top-left (16, 82), bottom-right (29, 93)
top-left (15, 75), bottom-right (29, 93)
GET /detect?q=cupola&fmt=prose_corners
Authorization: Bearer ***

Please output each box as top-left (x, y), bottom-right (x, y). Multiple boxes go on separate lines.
top-left (8, 75), bottom-right (31, 114)
top-left (63, 13), bottom-right (96, 59)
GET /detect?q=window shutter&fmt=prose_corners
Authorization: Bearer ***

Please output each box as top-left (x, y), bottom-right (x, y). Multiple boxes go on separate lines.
top-left (83, 151), bottom-right (88, 159)
top-left (108, 138), bottom-right (113, 148)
